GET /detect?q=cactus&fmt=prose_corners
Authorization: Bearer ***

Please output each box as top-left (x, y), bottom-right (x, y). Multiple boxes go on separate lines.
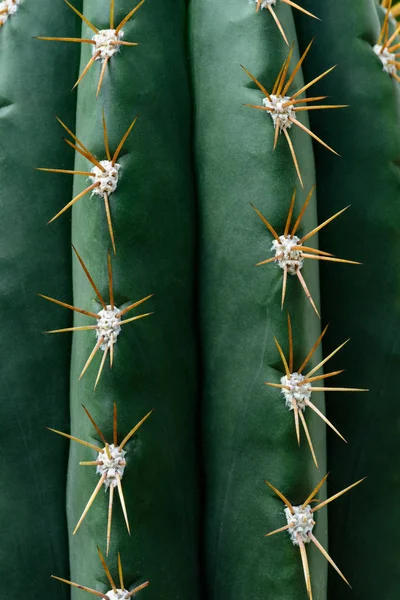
top-left (2, 1), bottom-right (400, 600)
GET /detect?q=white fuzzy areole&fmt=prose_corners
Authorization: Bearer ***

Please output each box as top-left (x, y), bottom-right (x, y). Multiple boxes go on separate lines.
top-left (106, 588), bottom-right (130, 600)
top-left (271, 235), bottom-right (303, 274)
top-left (263, 94), bottom-right (294, 130)
top-left (284, 505), bottom-right (314, 545)
top-left (373, 44), bottom-right (397, 76)
top-left (96, 305), bottom-right (121, 350)
top-left (281, 372), bottom-right (311, 411)
top-left (97, 444), bottom-right (127, 489)
top-left (251, 0), bottom-right (277, 8)
top-left (0, 0), bottom-right (21, 25)
top-left (92, 29), bottom-right (124, 60)
top-left (90, 160), bottom-right (121, 196)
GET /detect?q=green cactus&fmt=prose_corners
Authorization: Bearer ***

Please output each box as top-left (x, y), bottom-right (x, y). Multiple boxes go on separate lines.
top-left (1, 1), bottom-right (400, 600)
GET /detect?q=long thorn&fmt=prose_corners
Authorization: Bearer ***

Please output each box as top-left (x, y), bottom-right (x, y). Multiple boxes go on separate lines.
top-left (283, 128), bottom-right (303, 188)
top-left (293, 400), bottom-right (301, 446)
top-left (281, 265), bottom-right (288, 310)
top-left (265, 523), bottom-right (291, 537)
top-left (117, 293), bottom-right (154, 317)
top-left (302, 254), bottom-right (360, 265)
top-left (282, 38), bottom-right (314, 96)
top-left (264, 480), bottom-right (295, 514)
top-left (291, 185), bottom-right (315, 237)
top-left (38, 294), bottom-right (98, 319)
top-left (277, 45), bottom-right (294, 96)
top-left (302, 473), bottom-right (329, 508)
top-left (312, 478), bottom-right (366, 513)
top-left (72, 245), bottom-right (106, 308)
top-left (47, 428), bottom-right (102, 452)
top-left (118, 553), bottom-right (124, 590)
top-left (116, 0), bottom-right (146, 34)
top-left (46, 325), bottom-right (98, 334)
top-left (64, 0), bottom-right (99, 33)
top-left (268, 5), bottom-right (289, 46)
top-left (291, 65), bottom-right (336, 100)
top-left (307, 400), bottom-right (347, 442)
top-left (106, 485), bottom-right (114, 556)
top-left (97, 546), bottom-right (117, 592)
top-left (116, 474), bottom-right (130, 534)
top-left (241, 65), bottom-right (272, 101)
top-left (298, 535), bottom-right (313, 599)
top-left (306, 339), bottom-right (350, 378)
top-left (250, 203), bottom-right (280, 240)
top-left (96, 56), bottom-right (109, 98)
top-left (35, 37), bottom-right (95, 44)
top-left (119, 312), bottom-right (153, 326)
top-left (274, 336), bottom-right (290, 377)
top-left (94, 346), bottom-right (109, 390)
top-left (296, 269), bottom-right (320, 317)
top-left (284, 189), bottom-right (297, 236)
top-left (48, 183), bottom-right (99, 224)
top-left (112, 116), bottom-right (139, 165)
top-left (290, 116), bottom-right (339, 156)
top-left (110, 0), bottom-right (115, 29)
top-left (73, 53), bottom-right (99, 90)
top-left (36, 168), bottom-right (93, 176)
top-left (51, 576), bottom-right (108, 599)
top-left (309, 533), bottom-right (351, 587)
top-left (299, 410), bottom-right (318, 468)
top-left (298, 323), bottom-right (329, 374)
top-left (104, 193), bottom-right (117, 255)
top-left (119, 410), bottom-right (153, 450)
top-left (304, 370), bottom-right (344, 383)
top-left (73, 473), bottom-right (107, 534)
top-left (301, 206), bottom-right (349, 243)
top-left (310, 387), bottom-right (367, 392)
top-left (282, 0), bottom-right (319, 20)
top-left (81, 404), bottom-right (107, 446)
top-left (124, 582), bottom-right (150, 598)
top-left (79, 337), bottom-right (104, 381)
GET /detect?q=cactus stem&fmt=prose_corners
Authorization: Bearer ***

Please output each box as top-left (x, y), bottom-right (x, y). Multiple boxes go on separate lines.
top-left (52, 552), bottom-right (149, 598)
top-left (36, 1), bottom-right (145, 93)
top-left (243, 44), bottom-right (342, 182)
top-left (252, 191), bottom-right (359, 313)
top-left (265, 322), bottom-right (368, 461)
top-left (49, 405), bottom-right (152, 546)
top-left (265, 476), bottom-right (365, 597)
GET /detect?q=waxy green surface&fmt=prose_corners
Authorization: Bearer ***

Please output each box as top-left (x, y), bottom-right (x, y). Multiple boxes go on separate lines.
top-left (295, 0), bottom-right (400, 597)
top-left (191, 2), bottom-right (328, 599)
top-left (0, 1), bottom-right (82, 598)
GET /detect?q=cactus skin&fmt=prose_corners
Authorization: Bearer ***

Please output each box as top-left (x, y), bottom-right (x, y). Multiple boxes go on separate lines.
top-left (190, 2), bottom-right (328, 599)
top-left (294, 1), bottom-right (400, 598)
top-left (60, 2), bottom-right (201, 599)
top-left (0, 1), bottom-right (82, 598)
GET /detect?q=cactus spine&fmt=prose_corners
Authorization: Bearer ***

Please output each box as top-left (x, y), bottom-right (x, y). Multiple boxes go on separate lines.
top-left (1, 1), bottom-right (400, 599)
